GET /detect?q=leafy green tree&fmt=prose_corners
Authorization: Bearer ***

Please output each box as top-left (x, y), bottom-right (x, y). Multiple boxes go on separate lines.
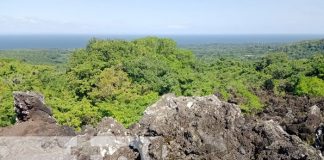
top-left (90, 67), bottom-right (131, 101)
top-left (295, 76), bottom-right (324, 96)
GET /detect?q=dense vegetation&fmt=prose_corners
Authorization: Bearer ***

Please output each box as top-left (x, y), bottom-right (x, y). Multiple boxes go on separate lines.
top-left (276, 39), bottom-right (324, 59)
top-left (183, 39), bottom-right (324, 59)
top-left (0, 49), bottom-right (71, 65)
top-left (0, 37), bottom-right (323, 130)
top-left (182, 43), bottom-right (279, 58)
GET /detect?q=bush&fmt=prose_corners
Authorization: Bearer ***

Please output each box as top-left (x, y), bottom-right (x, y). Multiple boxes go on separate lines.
top-left (295, 76), bottom-right (324, 97)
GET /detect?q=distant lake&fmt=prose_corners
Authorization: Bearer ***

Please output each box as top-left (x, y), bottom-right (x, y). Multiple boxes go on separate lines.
top-left (0, 34), bottom-right (323, 49)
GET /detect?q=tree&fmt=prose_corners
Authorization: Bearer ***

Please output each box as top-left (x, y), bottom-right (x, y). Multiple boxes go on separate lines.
top-left (295, 76), bottom-right (324, 97)
top-left (90, 67), bottom-right (131, 101)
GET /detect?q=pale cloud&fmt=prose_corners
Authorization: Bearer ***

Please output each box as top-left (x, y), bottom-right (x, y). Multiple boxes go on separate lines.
top-left (167, 24), bottom-right (188, 29)
top-left (16, 17), bottom-right (40, 24)
top-left (0, 15), bottom-right (11, 24)
top-left (0, 15), bottom-right (53, 26)
top-left (0, 15), bottom-right (93, 34)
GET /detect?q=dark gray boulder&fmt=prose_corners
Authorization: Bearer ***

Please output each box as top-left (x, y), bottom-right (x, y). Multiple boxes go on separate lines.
top-left (0, 91), bottom-right (75, 136)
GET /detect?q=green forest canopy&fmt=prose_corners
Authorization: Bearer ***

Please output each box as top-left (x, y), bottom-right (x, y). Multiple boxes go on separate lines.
top-left (0, 37), bottom-right (323, 130)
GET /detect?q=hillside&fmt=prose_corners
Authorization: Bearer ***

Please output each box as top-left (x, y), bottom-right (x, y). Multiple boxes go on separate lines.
top-left (0, 49), bottom-right (71, 65)
top-left (277, 39), bottom-right (324, 59)
top-left (182, 43), bottom-right (279, 58)
top-left (183, 39), bottom-right (324, 59)
top-left (0, 37), bottom-right (324, 131)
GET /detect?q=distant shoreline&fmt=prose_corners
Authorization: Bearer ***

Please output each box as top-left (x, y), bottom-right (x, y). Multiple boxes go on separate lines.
top-left (0, 34), bottom-right (323, 49)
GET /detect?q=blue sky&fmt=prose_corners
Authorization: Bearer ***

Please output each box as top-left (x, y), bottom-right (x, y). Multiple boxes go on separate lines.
top-left (1, 0), bottom-right (324, 35)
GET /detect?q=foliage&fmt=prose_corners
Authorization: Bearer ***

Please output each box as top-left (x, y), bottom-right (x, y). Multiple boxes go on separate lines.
top-left (276, 39), bottom-right (324, 59)
top-left (0, 49), bottom-right (71, 65)
top-left (182, 43), bottom-right (279, 59)
top-left (0, 37), bottom-right (324, 130)
top-left (295, 76), bottom-right (324, 97)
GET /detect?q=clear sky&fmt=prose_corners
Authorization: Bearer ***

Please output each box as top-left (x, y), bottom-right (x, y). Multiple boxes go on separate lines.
top-left (1, 0), bottom-right (324, 35)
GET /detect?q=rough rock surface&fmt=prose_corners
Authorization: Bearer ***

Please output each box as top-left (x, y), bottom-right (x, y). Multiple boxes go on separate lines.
top-left (315, 124), bottom-right (324, 152)
top-left (0, 92), bottom-right (323, 159)
top-left (96, 117), bottom-right (129, 136)
top-left (131, 94), bottom-right (323, 160)
top-left (256, 92), bottom-right (324, 151)
top-left (0, 92), bottom-right (75, 136)
top-left (72, 94), bottom-right (324, 159)
top-left (13, 91), bottom-right (54, 123)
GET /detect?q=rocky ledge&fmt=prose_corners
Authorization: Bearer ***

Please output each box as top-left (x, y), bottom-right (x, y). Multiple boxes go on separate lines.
top-left (0, 92), bottom-right (323, 160)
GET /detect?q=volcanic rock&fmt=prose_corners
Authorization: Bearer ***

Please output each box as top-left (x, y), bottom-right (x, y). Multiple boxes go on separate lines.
top-left (0, 92), bottom-right (323, 159)
top-left (0, 91), bottom-right (75, 136)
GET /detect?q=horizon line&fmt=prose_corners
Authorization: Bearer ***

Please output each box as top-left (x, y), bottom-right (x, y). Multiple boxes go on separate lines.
top-left (1, 33), bottom-right (324, 36)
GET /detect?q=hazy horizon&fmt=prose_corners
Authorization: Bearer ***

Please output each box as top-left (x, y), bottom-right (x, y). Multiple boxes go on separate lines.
top-left (1, 0), bottom-right (324, 35)
top-left (1, 33), bottom-right (324, 36)
top-left (0, 34), bottom-right (323, 49)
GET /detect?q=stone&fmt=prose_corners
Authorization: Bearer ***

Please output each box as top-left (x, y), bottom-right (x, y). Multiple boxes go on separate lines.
top-left (0, 92), bottom-right (323, 159)
top-left (0, 91), bottom-right (75, 136)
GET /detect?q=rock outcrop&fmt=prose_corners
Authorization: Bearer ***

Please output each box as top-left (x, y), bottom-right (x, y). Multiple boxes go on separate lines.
top-left (129, 94), bottom-right (323, 160)
top-left (0, 91), bottom-right (75, 136)
top-left (257, 93), bottom-right (324, 145)
top-left (0, 92), bottom-right (323, 159)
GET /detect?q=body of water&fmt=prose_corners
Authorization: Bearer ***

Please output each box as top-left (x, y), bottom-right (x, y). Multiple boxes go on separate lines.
top-left (0, 34), bottom-right (323, 49)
